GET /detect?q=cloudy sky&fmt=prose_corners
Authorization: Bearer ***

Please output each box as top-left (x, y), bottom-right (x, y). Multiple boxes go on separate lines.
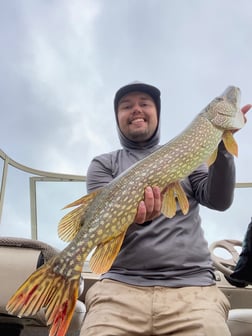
top-left (0, 0), bottom-right (252, 250)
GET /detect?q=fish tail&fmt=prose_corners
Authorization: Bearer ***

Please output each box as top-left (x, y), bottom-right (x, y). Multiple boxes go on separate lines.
top-left (6, 257), bottom-right (80, 336)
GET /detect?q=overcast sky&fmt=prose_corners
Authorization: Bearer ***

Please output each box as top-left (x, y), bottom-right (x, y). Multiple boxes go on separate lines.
top-left (0, 0), bottom-right (252, 248)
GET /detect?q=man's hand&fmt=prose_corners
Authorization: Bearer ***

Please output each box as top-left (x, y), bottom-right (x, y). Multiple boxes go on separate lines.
top-left (242, 104), bottom-right (252, 114)
top-left (133, 106), bottom-right (251, 225)
top-left (134, 186), bottom-right (162, 224)
top-left (232, 104), bottom-right (251, 134)
top-left (241, 104), bottom-right (251, 123)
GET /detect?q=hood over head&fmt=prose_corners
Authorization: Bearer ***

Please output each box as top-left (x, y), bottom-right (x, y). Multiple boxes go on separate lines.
top-left (114, 81), bottom-right (161, 150)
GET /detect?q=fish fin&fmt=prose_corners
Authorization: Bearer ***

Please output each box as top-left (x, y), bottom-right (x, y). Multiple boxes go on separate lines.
top-left (222, 130), bottom-right (238, 157)
top-left (174, 181), bottom-right (189, 215)
top-left (62, 189), bottom-right (102, 209)
top-left (161, 182), bottom-right (189, 218)
top-left (161, 184), bottom-right (177, 218)
top-left (6, 257), bottom-right (80, 336)
top-left (207, 131), bottom-right (238, 166)
top-left (207, 149), bottom-right (218, 166)
top-left (58, 206), bottom-right (86, 242)
top-left (58, 189), bottom-right (102, 242)
top-left (89, 232), bottom-right (127, 274)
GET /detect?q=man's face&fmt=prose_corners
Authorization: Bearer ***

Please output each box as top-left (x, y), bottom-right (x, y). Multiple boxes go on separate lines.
top-left (117, 92), bottom-right (158, 142)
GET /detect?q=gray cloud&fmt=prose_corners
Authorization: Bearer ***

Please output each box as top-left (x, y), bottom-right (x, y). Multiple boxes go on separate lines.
top-left (0, 0), bottom-right (252, 247)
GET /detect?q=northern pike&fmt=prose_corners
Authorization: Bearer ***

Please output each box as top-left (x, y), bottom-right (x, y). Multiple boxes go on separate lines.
top-left (6, 86), bottom-right (245, 336)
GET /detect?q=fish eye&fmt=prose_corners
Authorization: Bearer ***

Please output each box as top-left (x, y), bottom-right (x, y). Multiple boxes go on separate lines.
top-left (215, 97), bottom-right (224, 103)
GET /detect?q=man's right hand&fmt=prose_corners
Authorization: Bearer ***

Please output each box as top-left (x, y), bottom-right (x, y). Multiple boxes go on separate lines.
top-left (134, 186), bottom-right (162, 224)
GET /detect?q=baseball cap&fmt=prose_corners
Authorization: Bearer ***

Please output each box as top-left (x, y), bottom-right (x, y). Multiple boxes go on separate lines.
top-left (114, 81), bottom-right (161, 117)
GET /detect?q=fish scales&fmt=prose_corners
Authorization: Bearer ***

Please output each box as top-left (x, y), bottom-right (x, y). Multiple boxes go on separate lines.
top-left (6, 86), bottom-right (245, 336)
top-left (71, 117), bottom-right (221, 245)
top-left (51, 89), bottom-right (240, 279)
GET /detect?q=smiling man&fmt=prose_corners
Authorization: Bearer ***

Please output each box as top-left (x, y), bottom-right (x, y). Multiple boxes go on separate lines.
top-left (117, 91), bottom-right (158, 142)
top-left (80, 81), bottom-right (251, 336)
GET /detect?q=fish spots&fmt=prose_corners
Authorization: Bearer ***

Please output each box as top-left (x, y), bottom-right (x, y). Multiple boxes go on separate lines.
top-left (116, 211), bottom-right (124, 217)
top-left (127, 214), bottom-right (133, 222)
top-left (101, 233), bottom-right (109, 240)
top-left (111, 225), bottom-right (117, 233)
top-left (66, 269), bottom-right (74, 277)
top-left (97, 229), bottom-right (103, 236)
top-left (69, 260), bottom-right (75, 267)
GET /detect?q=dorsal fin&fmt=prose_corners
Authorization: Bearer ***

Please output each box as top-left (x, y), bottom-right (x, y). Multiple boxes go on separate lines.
top-left (58, 189), bottom-right (102, 242)
top-left (62, 188), bottom-right (102, 209)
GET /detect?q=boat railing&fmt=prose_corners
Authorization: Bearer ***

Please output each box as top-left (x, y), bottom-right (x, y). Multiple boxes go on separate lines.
top-left (1, 148), bottom-right (252, 251)
top-left (0, 148), bottom-right (86, 242)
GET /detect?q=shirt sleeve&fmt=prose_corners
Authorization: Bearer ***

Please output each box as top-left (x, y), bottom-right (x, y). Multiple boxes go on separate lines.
top-left (189, 141), bottom-right (236, 211)
top-left (86, 153), bottom-right (114, 193)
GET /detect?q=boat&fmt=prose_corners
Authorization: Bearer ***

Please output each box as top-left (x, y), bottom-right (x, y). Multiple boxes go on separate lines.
top-left (0, 148), bottom-right (252, 335)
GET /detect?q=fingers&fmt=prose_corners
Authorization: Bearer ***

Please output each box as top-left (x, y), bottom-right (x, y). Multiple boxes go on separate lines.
top-left (233, 104), bottom-right (251, 134)
top-left (144, 186), bottom-right (155, 215)
top-left (134, 201), bottom-right (147, 224)
top-left (134, 186), bottom-right (162, 224)
top-left (240, 104), bottom-right (251, 125)
top-left (241, 104), bottom-right (252, 116)
top-left (149, 186), bottom-right (162, 218)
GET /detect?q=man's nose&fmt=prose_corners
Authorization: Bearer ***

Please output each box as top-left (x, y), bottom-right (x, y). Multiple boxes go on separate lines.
top-left (132, 104), bottom-right (142, 113)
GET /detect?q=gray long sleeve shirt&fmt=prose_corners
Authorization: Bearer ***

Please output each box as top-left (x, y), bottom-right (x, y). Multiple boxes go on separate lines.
top-left (86, 142), bottom-right (235, 287)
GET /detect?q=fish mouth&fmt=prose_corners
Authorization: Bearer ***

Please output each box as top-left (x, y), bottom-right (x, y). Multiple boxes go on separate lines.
top-left (221, 86), bottom-right (241, 107)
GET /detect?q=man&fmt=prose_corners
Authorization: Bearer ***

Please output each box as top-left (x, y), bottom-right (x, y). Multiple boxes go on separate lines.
top-left (81, 82), bottom-right (251, 335)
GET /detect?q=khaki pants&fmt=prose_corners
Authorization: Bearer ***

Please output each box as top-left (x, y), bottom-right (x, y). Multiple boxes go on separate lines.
top-left (81, 279), bottom-right (231, 336)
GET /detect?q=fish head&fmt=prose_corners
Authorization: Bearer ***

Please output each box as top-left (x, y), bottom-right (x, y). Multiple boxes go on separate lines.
top-left (203, 86), bottom-right (245, 131)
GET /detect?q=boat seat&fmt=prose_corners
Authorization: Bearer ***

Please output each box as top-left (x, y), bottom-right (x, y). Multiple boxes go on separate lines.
top-left (0, 237), bottom-right (86, 336)
top-left (228, 309), bottom-right (252, 336)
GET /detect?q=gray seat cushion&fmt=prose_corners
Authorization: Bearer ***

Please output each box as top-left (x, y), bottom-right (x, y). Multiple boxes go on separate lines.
top-left (228, 309), bottom-right (252, 336)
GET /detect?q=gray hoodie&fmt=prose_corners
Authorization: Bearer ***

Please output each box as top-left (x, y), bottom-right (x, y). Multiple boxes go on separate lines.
top-left (86, 95), bottom-right (235, 287)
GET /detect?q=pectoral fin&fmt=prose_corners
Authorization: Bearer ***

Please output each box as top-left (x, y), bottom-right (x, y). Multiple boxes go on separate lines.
top-left (161, 182), bottom-right (189, 218)
top-left (222, 130), bottom-right (238, 157)
top-left (58, 189), bottom-right (102, 242)
top-left (89, 231), bottom-right (127, 274)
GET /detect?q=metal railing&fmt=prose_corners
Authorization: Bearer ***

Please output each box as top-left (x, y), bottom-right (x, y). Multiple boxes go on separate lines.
top-left (1, 148), bottom-right (252, 242)
top-left (0, 148), bottom-right (86, 238)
